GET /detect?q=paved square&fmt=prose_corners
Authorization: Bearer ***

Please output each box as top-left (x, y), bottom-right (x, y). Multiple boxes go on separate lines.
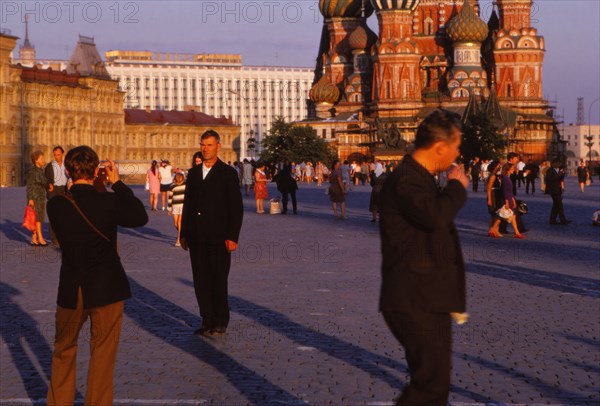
top-left (1, 178), bottom-right (599, 405)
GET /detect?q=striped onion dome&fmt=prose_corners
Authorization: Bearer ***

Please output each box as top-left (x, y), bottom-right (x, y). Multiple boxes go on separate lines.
top-left (370, 0), bottom-right (420, 12)
top-left (309, 75), bottom-right (341, 104)
top-left (319, 0), bottom-right (374, 18)
top-left (348, 24), bottom-right (378, 50)
top-left (446, 0), bottom-right (489, 43)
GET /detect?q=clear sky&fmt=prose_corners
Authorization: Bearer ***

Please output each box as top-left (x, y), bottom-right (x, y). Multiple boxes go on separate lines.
top-left (1, 0), bottom-right (599, 124)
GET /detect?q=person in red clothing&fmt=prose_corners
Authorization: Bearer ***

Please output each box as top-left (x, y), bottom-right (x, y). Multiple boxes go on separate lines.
top-left (254, 161), bottom-right (269, 214)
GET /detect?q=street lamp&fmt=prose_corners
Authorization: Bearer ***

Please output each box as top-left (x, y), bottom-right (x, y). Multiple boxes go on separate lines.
top-left (247, 129), bottom-right (256, 160)
top-left (588, 97), bottom-right (600, 166)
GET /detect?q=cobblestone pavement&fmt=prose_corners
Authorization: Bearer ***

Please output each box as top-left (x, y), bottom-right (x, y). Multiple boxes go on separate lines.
top-left (1, 176), bottom-right (599, 406)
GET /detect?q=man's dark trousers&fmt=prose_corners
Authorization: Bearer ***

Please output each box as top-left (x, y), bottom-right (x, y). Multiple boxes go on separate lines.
top-left (383, 312), bottom-right (452, 406)
top-left (282, 190), bottom-right (297, 214)
top-left (526, 178), bottom-right (535, 194)
top-left (189, 242), bottom-right (231, 330)
top-left (550, 193), bottom-right (567, 223)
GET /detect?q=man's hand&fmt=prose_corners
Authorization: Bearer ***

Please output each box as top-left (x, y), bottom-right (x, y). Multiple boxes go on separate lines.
top-left (104, 159), bottom-right (120, 184)
top-left (447, 165), bottom-right (468, 189)
top-left (225, 240), bottom-right (238, 253)
top-left (48, 184), bottom-right (54, 193)
top-left (180, 237), bottom-right (188, 251)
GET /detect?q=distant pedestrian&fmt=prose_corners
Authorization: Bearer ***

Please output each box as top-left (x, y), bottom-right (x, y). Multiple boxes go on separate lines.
top-left (539, 160), bottom-right (550, 193)
top-left (45, 146), bottom-right (69, 246)
top-left (524, 159), bottom-right (539, 195)
top-left (168, 172), bottom-right (186, 247)
top-left (305, 162), bottom-right (314, 184)
top-left (546, 158), bottom-right (570, 225)
top-left (25, 150), bottom-right (50, 246)
top-left (191, 151), bottom-right (203, 168)
top-left (341, 160), bottom-right (351, 192)
top-left (379, 109), bottom-right (469, 405)
top-left (275, 163), bottom-right (298, 215)
top-left (159, 160), bottom-right (173, 210)
top-left (254, 161), bottom-right (268, 214)
top-left (242, 159), bottom-right (253, 196)
top-left (329, 160), bottom-right (346, 219)
top-left (485, 160), bottom-right (504, 237)
top-left (369, 162), bottom-right (386, 223)
top-left (315, 161), bottom-right (325, 187)
top-left (577, 160), bottom-right (590, 193)
top-left (489, 164), bottom-right (526, 239)
top-left (146, 160), bottom-right (161, 211)
top-left (180, 130), bottom-right (244, 337)
top-left (470, 157), bottom-right (481, 192)
top-left (46, 147), bottom-right (147, 405)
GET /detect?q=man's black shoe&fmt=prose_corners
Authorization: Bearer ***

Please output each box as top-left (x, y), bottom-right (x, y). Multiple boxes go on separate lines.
top-left (560, 220), bottom-right (572, 225)
top-left (211, 327), bottom-right (227, 336)
top-left (549, 221), bottom-right (559, 225)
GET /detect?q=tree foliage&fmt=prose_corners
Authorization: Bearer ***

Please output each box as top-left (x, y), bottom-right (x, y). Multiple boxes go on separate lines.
top-left (461, 112), bottom-right (508, 163)
top-left (260, 117), bottom-right (337, 165)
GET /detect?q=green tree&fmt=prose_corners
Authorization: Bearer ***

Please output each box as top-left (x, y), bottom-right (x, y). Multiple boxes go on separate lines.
top-left (260, 117), bottom-right (337, 166)
top-left (462, 112), bottom-right (508, 163)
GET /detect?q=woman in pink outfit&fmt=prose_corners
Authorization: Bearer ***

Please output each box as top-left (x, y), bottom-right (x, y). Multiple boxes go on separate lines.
top-left (146, 160), bottom-right (161, 211)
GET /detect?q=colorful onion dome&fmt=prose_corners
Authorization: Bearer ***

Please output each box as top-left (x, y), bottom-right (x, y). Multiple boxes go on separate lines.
top-left (319, 0), bottom-right (374, 19)
top-left (370, 0), bottom-right (420, 12)
top-left (446, 0), bottom-right (489, 43)
top-left (348, 24), bottom-right (378, 50)
top-left (309, 75), bottom-right (341, 104)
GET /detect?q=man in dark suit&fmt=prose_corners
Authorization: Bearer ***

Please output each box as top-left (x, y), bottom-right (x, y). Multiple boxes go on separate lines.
top-left (546, 158), bottom-right (570, 225)
top-left (46, 146), bottom-right (148, 405)
top-left (180, 130), bottom-right (244, 336)
top-left (470, 156), bottom-right (481, 192)
top-left (379, 110), bottom-right (469, 405)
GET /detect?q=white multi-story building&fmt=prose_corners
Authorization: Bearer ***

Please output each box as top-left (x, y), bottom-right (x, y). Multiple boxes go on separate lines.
top-left (562, 124), bottom-right (600, 174)
top-left (104, 51), bottom-right (314, 159)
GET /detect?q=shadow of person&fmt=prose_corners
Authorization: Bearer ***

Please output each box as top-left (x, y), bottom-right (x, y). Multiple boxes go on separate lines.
top-left (0, 219), bottom-right (38, 243)
top-left (0, 281), bottom-right (82, 402)
top-left (125, 277), bottom-right (303, 405)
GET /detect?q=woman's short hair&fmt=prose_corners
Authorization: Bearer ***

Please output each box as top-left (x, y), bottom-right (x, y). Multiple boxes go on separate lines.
top-left (64, 146), bottom-right (99, 181)
top-left (30, 150), bottom-right (44, 165)
top-left (414, 110), bottom-right (462, 150)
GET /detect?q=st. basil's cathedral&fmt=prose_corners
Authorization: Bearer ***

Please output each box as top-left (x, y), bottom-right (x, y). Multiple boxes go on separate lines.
top-left (303, 0), bottom-right (564, 162)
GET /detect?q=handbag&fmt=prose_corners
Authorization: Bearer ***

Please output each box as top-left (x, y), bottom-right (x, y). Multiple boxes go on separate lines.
top-left (145, 181), bottom-right (150, 191)
top-left (516, 200), bottom-right (528, 215)
top-left (496, 206), bottom-right (514, 220)
top-left (22, 206), bottom-right (37, 232)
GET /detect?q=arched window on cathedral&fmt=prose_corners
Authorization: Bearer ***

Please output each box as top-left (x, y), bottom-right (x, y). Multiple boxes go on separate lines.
top-left (424, 18), bottom-right (434, 35)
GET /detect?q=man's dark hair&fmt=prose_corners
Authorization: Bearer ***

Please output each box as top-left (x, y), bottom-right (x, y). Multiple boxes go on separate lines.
top-left (507, 152), bottom-right (519, 161)
top-left (65, 146), bottom-right (99, 181)
top-left (552, 157), bottom-right (562, 164)
top-left (414, 110), bottom-right (462, 150)
top-left (201, 130), bottom-right (220, 143)
top-left (53, 146), bottom-right (64, 153)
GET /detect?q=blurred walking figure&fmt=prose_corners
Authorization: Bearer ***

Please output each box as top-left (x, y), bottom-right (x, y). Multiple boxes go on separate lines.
top-left (539, 160), bottom-right (550, 193)
top-left (524, 159), bottom-right (539, 194)
top-left (26, 150), bottom-right (50, 246)
top-left (168, 172), bottom-right (186, 246)
top-left (146, 160), bottom-right (161, 211)
top-left (329, 160), bottom-right (346, 219)
top-left (46, 146), bottom-right (148, 405)
top-left (470, 157), bottom-right (481, 192)
top-left (489, 164), bottom-right (525, 239)
top-left (341, 160), bottom-right (352, 191)
top-left (254, 161), bottom-right (268, 214)
top-left (45, 146), bottom-right (69, 246)
top-left (379, 110), bottom-right (469, 406)
top-left (485, 160), bottom-right (504, 236)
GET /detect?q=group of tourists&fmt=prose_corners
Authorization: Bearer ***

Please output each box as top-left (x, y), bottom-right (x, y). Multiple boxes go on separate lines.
top-left (21, 107), bottom-right (597, 405)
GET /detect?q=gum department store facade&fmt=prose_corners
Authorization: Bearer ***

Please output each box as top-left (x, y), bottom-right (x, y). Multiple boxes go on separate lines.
top-left (300, 0), bottom-right (564, 162)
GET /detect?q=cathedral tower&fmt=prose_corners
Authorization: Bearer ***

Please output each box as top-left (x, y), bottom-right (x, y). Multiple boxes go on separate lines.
top-left (370, 0), bottom-right (423, 118)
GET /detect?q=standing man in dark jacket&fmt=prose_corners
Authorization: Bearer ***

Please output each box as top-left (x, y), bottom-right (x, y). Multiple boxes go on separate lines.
top-left (180, 130), bottom-right (244, 336)
top-left (46, 146), bottom-right (148, 405)
top-left (546, 158), bottom-right (570, 225)
top-left (45, 146), bottom-right (69, 246)
top-left (274, 162), bottom-right (299, 215)
top-left (379, 110), bottom-right (469, 405)
top-left (470, 156), bottom-right (481, 192)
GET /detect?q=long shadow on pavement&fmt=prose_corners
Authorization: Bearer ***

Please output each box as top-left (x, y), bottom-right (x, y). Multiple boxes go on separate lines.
top-left (125, 277), bottom-right (304, 405)
top-left (468, 260), bottom-right (600, 298)
top-left (0, 281), bottom-right (84, 402)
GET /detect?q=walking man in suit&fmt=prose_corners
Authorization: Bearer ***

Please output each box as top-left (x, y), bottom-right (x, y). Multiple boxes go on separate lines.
top-left (180, 130), bottom-right (244, 336)
top-left (379, 110), bottom-right (469, 405)
top-left (46, 146), bottom-right (148, 405)
top-left (546, 158), bottom-right (571, 225)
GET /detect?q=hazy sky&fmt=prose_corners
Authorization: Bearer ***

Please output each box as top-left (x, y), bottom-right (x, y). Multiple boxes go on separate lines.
top-left (1, 0), bottom-right (599, 124)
